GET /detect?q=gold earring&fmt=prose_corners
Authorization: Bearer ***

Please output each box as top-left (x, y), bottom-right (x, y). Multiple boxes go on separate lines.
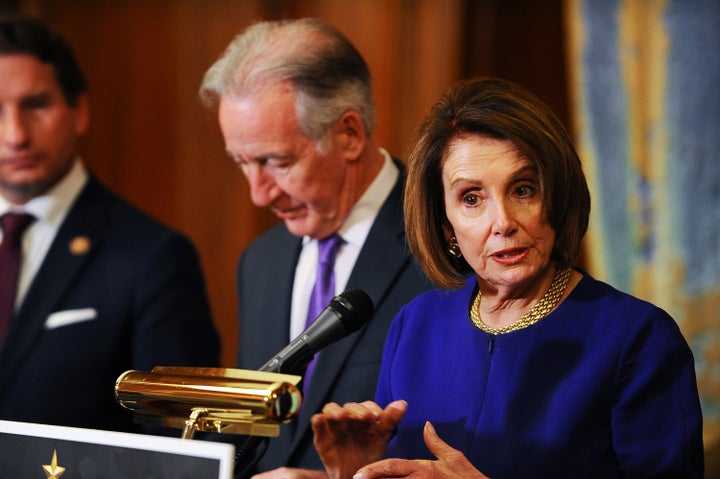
top-left (447, 236), bottom-right (462, 258)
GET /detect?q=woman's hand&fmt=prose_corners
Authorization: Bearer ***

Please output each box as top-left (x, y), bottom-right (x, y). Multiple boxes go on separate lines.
top-left (352, 422), bottom-right (491, 479)
top-left (311, 400), bottom-right (407, 479)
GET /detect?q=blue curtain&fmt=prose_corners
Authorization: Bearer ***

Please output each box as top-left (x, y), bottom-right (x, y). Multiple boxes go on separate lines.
top-left (566, 0), bottom-right (720, 438)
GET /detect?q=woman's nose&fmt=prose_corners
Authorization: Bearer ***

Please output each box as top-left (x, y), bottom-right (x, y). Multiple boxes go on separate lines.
top-left (490, 199), bottom-right (517, 236)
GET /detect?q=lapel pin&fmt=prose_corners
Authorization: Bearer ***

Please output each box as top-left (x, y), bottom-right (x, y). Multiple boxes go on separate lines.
top-left (69, 235), bottom-right (91, 256)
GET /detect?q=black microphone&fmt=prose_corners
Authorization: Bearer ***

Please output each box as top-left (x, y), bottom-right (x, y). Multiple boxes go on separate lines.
top-left (233, 289), bottom-right (374, 478)
top-left (259, 288), bottom-right (374, 374)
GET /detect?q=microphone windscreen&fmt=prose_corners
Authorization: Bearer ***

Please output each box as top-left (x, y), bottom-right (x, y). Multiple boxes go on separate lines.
top-left (332, 288), bottom-right (374, 332)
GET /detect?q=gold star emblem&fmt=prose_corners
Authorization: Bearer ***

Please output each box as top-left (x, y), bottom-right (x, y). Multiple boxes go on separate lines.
top-left (42, 449), bottom-right (66, 479)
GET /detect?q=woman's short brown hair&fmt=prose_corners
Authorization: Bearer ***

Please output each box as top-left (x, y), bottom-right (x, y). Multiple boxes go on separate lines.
top-left (404, 77), bottom-right (590, 289)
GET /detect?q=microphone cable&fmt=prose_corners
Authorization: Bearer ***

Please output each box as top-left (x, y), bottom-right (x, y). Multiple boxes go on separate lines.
top-left (233, 435), bottom-right (270, 479)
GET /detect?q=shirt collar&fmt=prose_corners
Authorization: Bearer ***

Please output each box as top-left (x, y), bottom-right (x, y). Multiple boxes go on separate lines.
top-left (303, 148), bottom-right (399, 249)
top-left (0, 158), bottom-right (89, 228)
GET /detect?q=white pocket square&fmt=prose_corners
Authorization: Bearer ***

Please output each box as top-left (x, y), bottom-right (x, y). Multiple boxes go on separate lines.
top-left (45, 308), bottom-right (98, 329)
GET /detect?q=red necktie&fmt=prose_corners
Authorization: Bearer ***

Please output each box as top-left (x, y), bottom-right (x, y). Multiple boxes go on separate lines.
top-left (0, 212), bottom-right (35, 343)
top-left (303, 234), bottom-right (343, 393)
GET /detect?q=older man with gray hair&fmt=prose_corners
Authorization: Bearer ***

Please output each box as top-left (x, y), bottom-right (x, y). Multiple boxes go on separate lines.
top-left (200, 18), bottom-right (431, 478)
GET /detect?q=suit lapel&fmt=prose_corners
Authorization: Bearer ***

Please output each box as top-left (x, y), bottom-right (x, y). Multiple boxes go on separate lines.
top-left (244, 228), bottom-right (303, 459)
top-left (0, 179), bottom-right (109, 387)
top-left (240, 227), bottom-right (301, 371)
top-left (261, 234), bottom-right (301, 367)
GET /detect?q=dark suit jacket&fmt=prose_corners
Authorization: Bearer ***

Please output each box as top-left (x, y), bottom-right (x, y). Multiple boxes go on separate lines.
top-left (0, 176), bottom-right (220, 433)
top-left (236, 165), bottom-right (433, 472)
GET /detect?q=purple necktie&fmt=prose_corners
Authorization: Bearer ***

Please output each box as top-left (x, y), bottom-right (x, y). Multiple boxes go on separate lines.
top-left (303, 233), bottom-right (343, 394)
top-left (0, 212), bottom-right (35, 344)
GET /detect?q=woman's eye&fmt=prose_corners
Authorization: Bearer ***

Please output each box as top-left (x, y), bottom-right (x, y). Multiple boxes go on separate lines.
top-left (516, 184), bottom-right (535, 197)
top-left (463, 193), bottom-right (479, 206)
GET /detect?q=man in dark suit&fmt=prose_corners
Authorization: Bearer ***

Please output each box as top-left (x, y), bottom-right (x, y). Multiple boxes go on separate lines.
top-left (200, 18), bottom-right (432, 477)
top-left (0, 15), bottom-right (220, 434)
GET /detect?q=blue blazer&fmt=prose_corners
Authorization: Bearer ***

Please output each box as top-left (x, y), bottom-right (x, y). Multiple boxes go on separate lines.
top-left (378, 272), bottom-right (703, 478)
top-left (236, 164), bottom-right (433, 471)
top-left (0, 177), bottom-right (220, 433)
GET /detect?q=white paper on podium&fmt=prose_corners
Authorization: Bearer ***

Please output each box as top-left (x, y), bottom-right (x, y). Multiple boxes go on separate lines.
top-left (0, 419), bottom-right (235, 478)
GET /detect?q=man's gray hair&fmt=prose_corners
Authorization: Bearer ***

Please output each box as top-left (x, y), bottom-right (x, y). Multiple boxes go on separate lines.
top-left (199, 18), bottom-right (376, 145)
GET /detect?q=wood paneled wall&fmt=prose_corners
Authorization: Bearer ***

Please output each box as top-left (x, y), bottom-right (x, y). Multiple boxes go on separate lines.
top-left (12, 0), bottom-right (567, 366)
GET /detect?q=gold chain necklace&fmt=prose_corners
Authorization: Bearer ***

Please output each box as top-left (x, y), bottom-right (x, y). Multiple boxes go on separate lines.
top-left (470, 268), bottom-right (571, 334)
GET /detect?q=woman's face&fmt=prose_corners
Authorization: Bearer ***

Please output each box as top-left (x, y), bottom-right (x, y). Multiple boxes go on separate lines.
top-left (442, 134), bottom-right (555, 292)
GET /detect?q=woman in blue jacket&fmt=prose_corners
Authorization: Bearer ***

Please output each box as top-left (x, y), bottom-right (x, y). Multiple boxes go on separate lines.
top-left (311, 77), bottom-right (703, 479)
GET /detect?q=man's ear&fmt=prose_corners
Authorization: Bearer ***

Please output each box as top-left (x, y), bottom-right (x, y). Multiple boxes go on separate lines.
top-left (73, 94), bottom-right (90, 135)
top-left (335, 110), bottom-right (366, 161)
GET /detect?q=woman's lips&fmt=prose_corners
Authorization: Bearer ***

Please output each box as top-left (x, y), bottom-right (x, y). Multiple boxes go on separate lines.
top-left (491, 247), bottom-right (529, 265)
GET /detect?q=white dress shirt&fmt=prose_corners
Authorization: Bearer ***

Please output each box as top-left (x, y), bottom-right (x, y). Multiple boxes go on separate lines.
top-left (0, 159), bottom-right (88, 309)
